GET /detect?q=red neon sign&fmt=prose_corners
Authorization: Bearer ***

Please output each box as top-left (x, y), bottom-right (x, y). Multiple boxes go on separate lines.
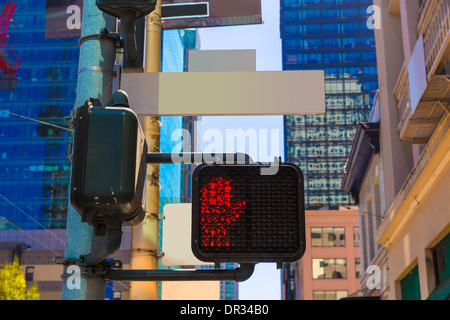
top-left (199, 177), bottom-right (245, 247)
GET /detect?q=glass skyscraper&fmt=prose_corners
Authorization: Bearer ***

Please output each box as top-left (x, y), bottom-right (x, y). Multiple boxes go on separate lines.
top-left (0, 1), bottom-right (194, 233)
top-left (160, 29), bottom-right (197, 211)
top-left (281, 0), bottom-right (379, 210)
top-left (0, 0), bottom-right (79, 230)
top-left (0, 0), bottom-right (237, 300)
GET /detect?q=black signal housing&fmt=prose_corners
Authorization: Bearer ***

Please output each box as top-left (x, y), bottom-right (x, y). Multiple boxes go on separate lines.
top-left (191, 163), bottom-right (306, 266)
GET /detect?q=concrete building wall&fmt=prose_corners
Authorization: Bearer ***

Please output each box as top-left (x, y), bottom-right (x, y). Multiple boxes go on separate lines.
top-left (382, 116), bottom-right (450, 299)
top-left (373, 0), bottom-right (414, 209)
top-left (388, 166), bottom-right (450, 299)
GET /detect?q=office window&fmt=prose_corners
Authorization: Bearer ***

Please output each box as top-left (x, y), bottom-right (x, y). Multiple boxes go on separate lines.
top-left (312, 258), bottom-right (347, 279)
top-left (113, 291), bottom-right (122, 300)
top-left (313, 290), bottom-right (348, 300)
top-left (355, 258), bottom-right (361, 279)
top-left (311, 227), bottom-right (346, 247)
top-left (354, 227), bottom-right (360, 247)
top-left (25, 266), bottom-right (34, 282)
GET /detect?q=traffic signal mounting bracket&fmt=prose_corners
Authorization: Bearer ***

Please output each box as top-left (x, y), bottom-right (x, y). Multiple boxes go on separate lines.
top-left (104, 262), bottom-right (255, 283)
top-left (96, 0), bottom-right (157, 66)
top-left (58, 257), bottom-right (256, 283)
top-left (146, 152), bottom-right (254, 165)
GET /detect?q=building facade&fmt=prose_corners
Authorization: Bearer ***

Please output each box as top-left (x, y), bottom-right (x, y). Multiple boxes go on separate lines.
top-left (282, 208), bottom-right (361, 300)
top-left (280, 0), bottom-right (379, 210)
top-left (160, 29), bottom-right (197, 211)
top-left (0, 0), bottom-right (78, 298)
top-left (341, 92), bottom-right (389, 298)
top-left (342, 0), bottom-right (450, 300)
top-left (0, 0), bottom-right (196, 300)
top-left (0, 0), bottom-right (78, 231)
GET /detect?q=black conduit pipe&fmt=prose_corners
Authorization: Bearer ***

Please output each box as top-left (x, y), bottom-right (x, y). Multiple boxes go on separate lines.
top-left (83, 217), bottom-right (123, 267)
top-left (120, 10), bottom-right (138, 65)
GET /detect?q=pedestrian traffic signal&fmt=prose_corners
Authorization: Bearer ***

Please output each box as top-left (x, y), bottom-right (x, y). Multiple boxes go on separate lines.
top-left (191, 163), bottom-right (306, 266)
top-left (96, 0), bottom-right (157, 19)
top-left (70, 98), bottom-right (147, 236)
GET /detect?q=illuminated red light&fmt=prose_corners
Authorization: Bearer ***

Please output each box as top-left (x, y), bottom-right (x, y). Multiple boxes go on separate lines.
top-left (192, 163), bottom-right (306, 264)
top-left (199, 177), bottom-right (245, 247)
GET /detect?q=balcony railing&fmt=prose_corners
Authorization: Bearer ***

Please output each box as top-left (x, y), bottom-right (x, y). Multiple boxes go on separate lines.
top-left (394, 64), bottom-right (411, 136)
top-left (395, 0), bottom-right (450, 143)
top-left (418, 0), bottom-right (450, 76)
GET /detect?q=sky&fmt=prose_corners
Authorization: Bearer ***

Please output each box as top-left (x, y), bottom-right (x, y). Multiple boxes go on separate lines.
top-left (196, 0), bottom-right (284, 300)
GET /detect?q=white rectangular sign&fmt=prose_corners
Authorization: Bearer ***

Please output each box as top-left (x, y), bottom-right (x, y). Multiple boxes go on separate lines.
top-left (162, 203), bottom-right (213, 266)
top-left (188, 49), bottom-right (257, 72)
top-left (408, 35), bottom-right (428, 115)
top-left (120, 70), bottom-right (325, 116)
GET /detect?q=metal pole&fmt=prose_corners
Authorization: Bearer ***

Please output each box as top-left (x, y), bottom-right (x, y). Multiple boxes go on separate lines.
top-left (108, 264), bottom-right (255, 283)
top-left (130, 0), bottom-right (162, 301)
top-left (62, 0), bottom-right (117, 300)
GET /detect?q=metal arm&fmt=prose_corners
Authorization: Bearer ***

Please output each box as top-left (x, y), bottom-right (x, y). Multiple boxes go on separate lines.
top-left (147, 152), bottom-right (254, 165)
top-left (106, 263), bottom-right (255, 283)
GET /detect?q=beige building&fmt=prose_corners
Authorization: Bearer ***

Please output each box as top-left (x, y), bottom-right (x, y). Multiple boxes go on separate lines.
top-left (342, 0), bottom-right (450, 300)
top-left (282, 208), bottom-right (362, 300)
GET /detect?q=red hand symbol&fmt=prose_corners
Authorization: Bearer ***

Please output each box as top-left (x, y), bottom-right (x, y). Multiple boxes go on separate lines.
top-left (199, 177), bottom-right (245, 247)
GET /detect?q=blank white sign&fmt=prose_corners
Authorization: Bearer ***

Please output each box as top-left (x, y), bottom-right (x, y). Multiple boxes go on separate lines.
top-left (409, 35), bottom-right (427, 115)
top-left (120, 70), bottom-right (325, 116)
top-left (162, 203), bottom-right (214, 266)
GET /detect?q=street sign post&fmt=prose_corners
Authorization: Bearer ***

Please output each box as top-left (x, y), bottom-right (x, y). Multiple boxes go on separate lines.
top-left (161, 0), bottom-right (262, 29)
top-left (162, 2), bottom-right (210, 20)
top-left (45, 0), bottom-right (262, 39)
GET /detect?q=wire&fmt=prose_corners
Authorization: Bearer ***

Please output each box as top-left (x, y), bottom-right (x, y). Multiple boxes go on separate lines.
top-left (1, 215), bottom-right (133, 295)
top-left (0, 216), bottom-right (61, 256)
top-left (0, 193), bottom-right (65, 244)
top-left (107, 279), bottom-right (130, 291)
top-left (0, 110), bottom-right (73, 133)
top-left (343, 206), bottom-right (385, 219)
